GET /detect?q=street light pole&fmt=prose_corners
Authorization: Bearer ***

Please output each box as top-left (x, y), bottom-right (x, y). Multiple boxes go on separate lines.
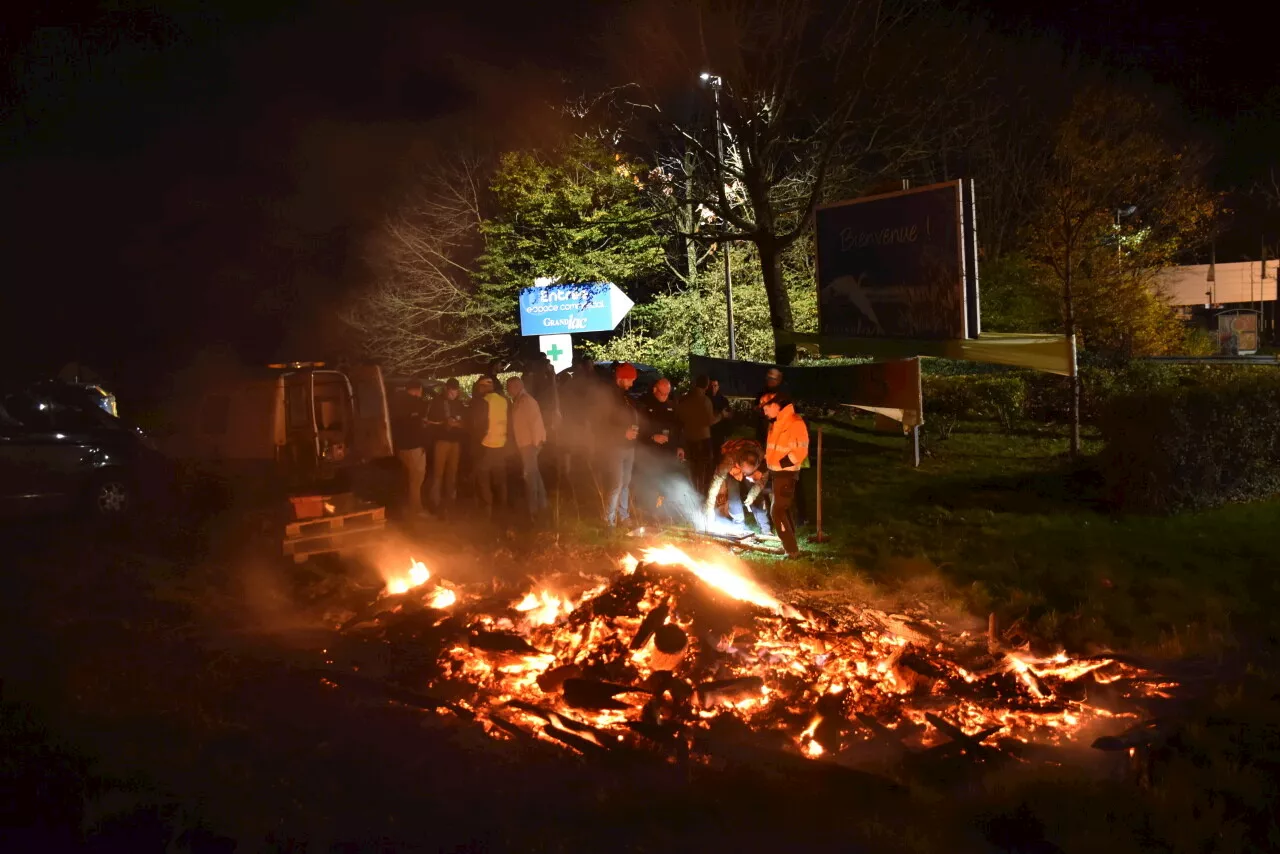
top-left (702, 73), bottom-right (736, 360)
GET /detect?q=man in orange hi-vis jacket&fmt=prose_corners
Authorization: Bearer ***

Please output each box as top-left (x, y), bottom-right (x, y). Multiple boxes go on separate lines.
top-left (762, 392), bottom-right (809, 558)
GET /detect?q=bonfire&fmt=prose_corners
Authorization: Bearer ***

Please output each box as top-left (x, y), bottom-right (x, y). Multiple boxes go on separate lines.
top-left (334, 547), bottom-right (1172, 769)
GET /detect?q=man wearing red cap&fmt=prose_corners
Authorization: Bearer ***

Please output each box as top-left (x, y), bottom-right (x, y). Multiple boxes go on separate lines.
top-left (601, 362), bottom-right (640, 529)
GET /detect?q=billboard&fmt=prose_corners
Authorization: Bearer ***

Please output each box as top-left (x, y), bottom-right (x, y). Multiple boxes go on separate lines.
top-left (816, 180), bottom-right (979, 341)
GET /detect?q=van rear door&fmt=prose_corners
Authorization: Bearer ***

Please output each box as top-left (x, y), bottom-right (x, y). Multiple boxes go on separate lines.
top-left (348, 364), bottom-right (393, 461)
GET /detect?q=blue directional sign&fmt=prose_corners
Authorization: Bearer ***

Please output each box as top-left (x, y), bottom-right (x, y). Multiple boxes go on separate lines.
top-left (518, 282), bottom-right (635, 336)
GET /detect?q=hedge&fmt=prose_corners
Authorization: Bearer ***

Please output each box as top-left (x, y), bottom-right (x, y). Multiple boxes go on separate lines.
top-left (923, 374), bottom-right (1027, 437)
top-left (1100, 372), bottom-right (1280, 512)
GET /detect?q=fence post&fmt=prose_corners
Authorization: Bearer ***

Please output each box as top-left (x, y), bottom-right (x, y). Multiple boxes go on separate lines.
top-left (812, 425), bottom-right (829, 543)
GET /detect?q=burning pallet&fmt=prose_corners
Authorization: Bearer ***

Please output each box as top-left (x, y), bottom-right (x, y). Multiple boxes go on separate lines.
top-left (327, 545), bottom-right (1172, 779)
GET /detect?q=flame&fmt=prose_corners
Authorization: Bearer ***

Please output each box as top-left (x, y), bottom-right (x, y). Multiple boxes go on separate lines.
top-left (428, 587), bottom-right (457, 608)
top-left (339, 542), bottom-right (1169, 766)
top-left (515, 590), bottom-right (568, 626)
top-left (385, 559), bottom-right (430, 595)
top-left (639, 544), bottom-right (781, 611)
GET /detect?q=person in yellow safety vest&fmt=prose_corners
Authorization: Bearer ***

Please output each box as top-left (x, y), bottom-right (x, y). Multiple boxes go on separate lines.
top-left (762, 392), bottom-right (808, 558)
top-left (470, 376), bottom-right (509, 518)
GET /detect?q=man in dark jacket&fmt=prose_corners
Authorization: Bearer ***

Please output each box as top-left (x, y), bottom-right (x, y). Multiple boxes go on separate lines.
top-left (679, 375), bottom-right (716, 495)
top-left (600, 362), bottom-right (640, 529)
top-left (708, 376), bottom-right (731, 457)
top-left (635, 377), bottom-right (684, 526)
top-left (391, 382), bottom-right (429, 518)
top-left (426, 378), bottom-right (465, 514)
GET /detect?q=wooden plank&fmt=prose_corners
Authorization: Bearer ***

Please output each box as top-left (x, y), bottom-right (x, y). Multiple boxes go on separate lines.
top-left (285, 506), bottom-right (385, 539)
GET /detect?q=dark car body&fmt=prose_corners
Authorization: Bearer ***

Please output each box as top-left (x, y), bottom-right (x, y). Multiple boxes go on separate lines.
top-left (0, 384), bottom-right (166, 518)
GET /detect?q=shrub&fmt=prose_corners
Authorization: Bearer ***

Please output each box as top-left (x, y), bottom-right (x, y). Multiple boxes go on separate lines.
top-left (969, 376), bottom-right (1028, 431)
top-left (1101, 372), bottom-right (1280, 512)
top-left (922, 375), bottom-right (976, 439)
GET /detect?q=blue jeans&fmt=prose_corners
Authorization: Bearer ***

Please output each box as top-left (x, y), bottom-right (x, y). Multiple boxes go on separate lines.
top-left (727, 479), bottom-right (772, 533)
top-left (603, 446), bottom-right (635, 526)
top-left (520, 445), bottom-right (547, 516)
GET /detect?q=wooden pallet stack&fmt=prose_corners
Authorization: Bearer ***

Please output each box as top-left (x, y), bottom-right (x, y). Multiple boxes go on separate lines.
top-left (282, 492), bottom-right (386, 563)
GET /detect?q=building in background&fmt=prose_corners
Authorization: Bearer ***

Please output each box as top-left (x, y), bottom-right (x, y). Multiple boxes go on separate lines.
top-left (1157, 261), bottom-right (1276, 353)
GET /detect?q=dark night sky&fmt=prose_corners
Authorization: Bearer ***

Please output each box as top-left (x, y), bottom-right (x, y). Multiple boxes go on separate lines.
top-left (1, 0), bottom-right (1276, 400)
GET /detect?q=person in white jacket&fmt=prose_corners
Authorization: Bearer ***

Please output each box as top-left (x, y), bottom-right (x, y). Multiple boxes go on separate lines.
top-left (507, 376), bottom-right (547, 518)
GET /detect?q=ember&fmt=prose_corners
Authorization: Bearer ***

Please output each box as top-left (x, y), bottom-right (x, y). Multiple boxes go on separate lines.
top-left (338, 546), bottom-right (1170, 769)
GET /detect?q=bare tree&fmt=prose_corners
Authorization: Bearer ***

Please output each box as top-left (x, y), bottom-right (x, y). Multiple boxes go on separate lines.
top-left (612, 0), bottom-right (980, 363)
top-left (343, 153), bottom-right (505, 376)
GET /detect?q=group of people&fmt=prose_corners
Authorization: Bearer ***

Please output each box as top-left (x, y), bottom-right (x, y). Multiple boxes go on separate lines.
top-left (389, 356), bottom-right (810, 558)
top-left (390, 356), bottom-right (557, 525)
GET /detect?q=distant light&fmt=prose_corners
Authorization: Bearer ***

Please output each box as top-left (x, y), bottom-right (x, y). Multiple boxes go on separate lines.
top-left (700, 72), bottom-right (711, 81)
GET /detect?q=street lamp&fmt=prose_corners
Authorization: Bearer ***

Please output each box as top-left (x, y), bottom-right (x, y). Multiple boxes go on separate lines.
top-left (1114, 205), bottom-right (1137, 261)
top-left (701, 71), bottom-right (736, 360)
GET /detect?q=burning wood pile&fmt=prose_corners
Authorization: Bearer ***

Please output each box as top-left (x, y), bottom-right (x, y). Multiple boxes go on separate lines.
top-left (330, 546), bottom-right (1173, 774)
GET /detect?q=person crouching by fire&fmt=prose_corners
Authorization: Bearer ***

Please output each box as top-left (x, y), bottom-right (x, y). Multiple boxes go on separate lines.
top-left (762, 392), bottom-right (808, 559)
top-left (703, 438), bottom-right (772, 536)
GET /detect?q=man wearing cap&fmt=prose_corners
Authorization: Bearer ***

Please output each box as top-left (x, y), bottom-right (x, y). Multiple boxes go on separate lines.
top-left (762, 392), bottom-right (808, 558)
top-left (469, 376), bottom-right (509, 518)
top-left (601, 362), bottom-right (640, 529)
top-left (754, 367), bottom-right (787, 444)
top-left (391, 382), bottom-right (430, 518)
top-left (636, 376), bottom-right (684, 527)
top-left (508, 376), bottom-right (548, 520)
top-left (427, 378), bottom-right (465, 514)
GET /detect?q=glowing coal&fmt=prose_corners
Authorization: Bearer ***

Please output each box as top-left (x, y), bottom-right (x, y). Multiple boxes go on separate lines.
top-left (337, 545), bottom-right (1171, 768)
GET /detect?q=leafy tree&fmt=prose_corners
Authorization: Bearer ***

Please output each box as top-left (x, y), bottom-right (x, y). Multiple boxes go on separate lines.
top-left (346, 137), bottom-right (667, 374)
top-left (475, 136), bottom-right (667, 328)
top-left (583, 241), bottom-right (817, 376)
top-left (1024, 84), bottom-right (1218, 454)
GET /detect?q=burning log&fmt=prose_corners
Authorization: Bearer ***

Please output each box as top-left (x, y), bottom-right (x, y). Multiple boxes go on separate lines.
top-left (923, 713), bottom-right (1004, 761)
top-left (887, 644), bottom-right (939, 694)
top-left (629, 600), bottom-right (670, 651)
top-left (468, 630), bottom-right (545, 656)
top-left (321, 671), bottom-right (474, 720)
top-left (562, 678), bottom-right (643, 711)
top-left (695, 676), bottom-right (766, 707)
top-left (535, 664), bottom-right (583, 694)
top-left (649, 624), bottom-right (689, 672)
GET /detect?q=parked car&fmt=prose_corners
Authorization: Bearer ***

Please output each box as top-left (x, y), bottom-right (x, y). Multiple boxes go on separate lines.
top-left (0, 382), bottom-right (166, 519)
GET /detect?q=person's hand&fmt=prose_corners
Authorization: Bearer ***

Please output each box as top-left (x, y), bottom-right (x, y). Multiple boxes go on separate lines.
top-left (676, 448), bottom-right (686, 462)
top-left (652, 433), bottom-right (669, 445)
top-left (625, 426), bottom-right (639, 441)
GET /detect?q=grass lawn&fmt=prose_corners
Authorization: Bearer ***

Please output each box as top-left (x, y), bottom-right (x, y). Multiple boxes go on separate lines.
top-left (748, 414), bottom-right (1280, 658)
